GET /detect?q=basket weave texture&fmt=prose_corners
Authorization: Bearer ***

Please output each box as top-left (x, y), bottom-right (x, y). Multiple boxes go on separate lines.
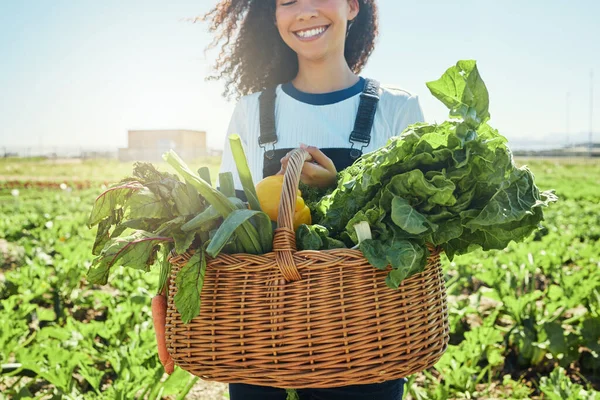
top-left (166, 149), bottom-right (449, 389)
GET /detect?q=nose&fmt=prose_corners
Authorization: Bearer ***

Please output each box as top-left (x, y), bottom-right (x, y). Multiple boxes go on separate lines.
top-left (296, 0), bottom-right (319, 21)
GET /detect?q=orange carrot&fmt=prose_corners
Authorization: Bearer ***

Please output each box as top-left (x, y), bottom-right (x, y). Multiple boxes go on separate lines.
top-left (152, 292), bottom-right (174, 375)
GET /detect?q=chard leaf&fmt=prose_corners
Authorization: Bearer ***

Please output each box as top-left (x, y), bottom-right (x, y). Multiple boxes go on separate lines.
top-left (360, 239), bottom-right (428, 289)
top-left (313, 60), bottom-right (557, 267)
top-left (447, 186), bottom-right (477, 213)
top-left (425, 59), bottom-right (490, 128)
top-left (324, 237), bottom-right (347, 249)
top-left (92, 218), bottom-right (112, 256)
top-left (358, 239), bottom-right (389, 270)
top-left (92, 210), bottom-right (122, 256)
top-left (128, 187), bottom-right (171, 220)
top-left (172, 182), bottom-right (203, 216)
top-left (296, 224), bottom-right (323, 251)
top-left (120, 218), bottom-right (163, 232)
top-left (386, 170), bottom-right (457, 208)
top-left (390, 196), bottom-right (437, 235)
top-left (155, 216), bottom-right (196, 254)
top-left (431, 217), bottom-right (463, 245)
top-left (132, 161), bottom-right (179, 184)
top-left (445, 206), bottom-right (546, 259)
top-left (173, 230), bottom-right (196, 255)
top-left (88, 182), bottom-right (144, 227)
top-left (466, 167), bottom-right (553, 229)
top-left (87, 231), bottom-right (172, 285)
top-left (173, 250), bottom-right (206, 324)
top-left (156, 216), bottom-right (187, 236)
top-left (384, 240), bottom-right (427, 278)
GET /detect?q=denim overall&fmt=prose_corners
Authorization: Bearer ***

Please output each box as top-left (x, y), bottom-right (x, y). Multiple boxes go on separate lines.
top-left (229, 79), bottom-right (407, 400)
top-left (259, 78), bottom-right (380, 178)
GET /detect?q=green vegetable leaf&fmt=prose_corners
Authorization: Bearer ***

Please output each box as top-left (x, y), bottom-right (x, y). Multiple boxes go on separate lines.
top-left (181, 205), bottom-right (221, 233)
top-left (87, 231), bottom-right (172, 285)
top-left (360, 239), bottom-right (428, 289)
top-left (390, 196), bottom-right (437, 235)
top-left (425, 59), bottom-right (490, 128)
top-left (218, 172), bottom-right (235, 197)
top-left (296, 224), bottom-right (324, 250)
top-left (88, 182), bottom-right (144, 227)
top-left (466, 167), bottom-right (556, 230)
top-left (229, 134), bottom-right (262, 211)
top-left (158, 245), bottom-right (173, 295)
top-left (128, 187), bottom-right (171, 220)
top-left (163, 150), bottom-right (263, 254)
top-left (92, 210), bottom-right (123, 256)
top-left (172, 182), bottom-right (203, 216)
top-left (173, 230), bottom-right (196, 255)
top-left (430, 217), bottom-right (463, 245)
top-left (205, 209), bottom-right (273, 258)
top-left (173, 251), bottom-right (206, 324)
top-left (359, 239), bottom-right (390, 270)
top-left (385, 169), bottom-right (457, 209)
top-left (198, 166), bottom-right (212, 186)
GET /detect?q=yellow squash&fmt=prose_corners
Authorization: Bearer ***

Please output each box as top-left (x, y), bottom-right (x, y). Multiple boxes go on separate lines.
top-left (255, 175), bottom-right (312, 231)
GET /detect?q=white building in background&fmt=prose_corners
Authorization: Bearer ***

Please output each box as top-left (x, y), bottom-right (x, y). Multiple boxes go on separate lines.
top-left (118, 129), bottom-right (210, 162)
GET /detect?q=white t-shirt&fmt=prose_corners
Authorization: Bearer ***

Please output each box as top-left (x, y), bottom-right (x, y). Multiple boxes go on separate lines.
top-left (219, 77), bottom-right (425, 190)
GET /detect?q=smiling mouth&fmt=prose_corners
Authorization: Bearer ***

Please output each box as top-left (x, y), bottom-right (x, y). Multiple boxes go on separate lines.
top-left (293, 25), bottom-right (330, 40)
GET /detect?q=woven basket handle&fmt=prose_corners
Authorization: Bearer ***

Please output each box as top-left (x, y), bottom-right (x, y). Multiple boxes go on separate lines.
top-left (273, 148), bottom-right (310, 282)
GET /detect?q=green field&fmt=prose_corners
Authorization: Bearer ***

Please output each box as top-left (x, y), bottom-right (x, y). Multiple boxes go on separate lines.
top-left (1, 157), bottom-right (599, 399)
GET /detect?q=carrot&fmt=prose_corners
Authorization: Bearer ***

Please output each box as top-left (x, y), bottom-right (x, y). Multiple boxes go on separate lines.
top-left (152, 291), bottom-right (174, 375)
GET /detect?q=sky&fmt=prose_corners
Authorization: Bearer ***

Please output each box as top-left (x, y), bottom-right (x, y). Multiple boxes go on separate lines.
top-left (0, 0), bottom-right (598, 152)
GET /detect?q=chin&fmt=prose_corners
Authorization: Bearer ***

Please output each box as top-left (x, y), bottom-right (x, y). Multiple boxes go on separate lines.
top-left (293, 46), bottom-right (332, 62)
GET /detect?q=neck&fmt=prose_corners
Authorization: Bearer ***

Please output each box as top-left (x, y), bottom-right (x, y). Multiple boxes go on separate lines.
top-left (292, 56), bottom-right (359, 94)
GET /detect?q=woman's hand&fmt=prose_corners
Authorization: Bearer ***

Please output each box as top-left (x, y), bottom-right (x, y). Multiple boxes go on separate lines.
top-left (277, 143), bottom-right (337, 189)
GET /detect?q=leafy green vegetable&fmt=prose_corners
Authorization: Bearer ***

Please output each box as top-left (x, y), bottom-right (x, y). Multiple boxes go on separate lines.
top-left (197, 166), bottom-right (212, 185)
top-left (3, 156), bottom-right (596, 398)
top-left (359, 238), bottom-right (428, 288)
top-left (181, 205), bottom-right (220, 233)
top-left (163, 150), bottom-right (266, 255)
top-left (229, 134), bottom-right (262, 211)
top-left (312, 60), bottom-right (557, 288)
top-left (218, 172), bottom-right (235, 197)
top-left (205, 209), bottom-right (273, 258)
top-left (86, 156), bottom-right (274, 323)
top-left (87, 231), bottom-right (173, 285)
top-left (296, 224), bottom-right (346, 251)
top-left (88, 182), bottom-right (143, 227)
top-left (128, 187), bottom-right (171, 220)
top-left (157, 245), bottom-right (173, 295)
top-left (173, 250), bottom-right (206, 324)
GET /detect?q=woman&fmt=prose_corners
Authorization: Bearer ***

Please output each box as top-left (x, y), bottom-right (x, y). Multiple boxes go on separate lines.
top-left (205, 1), bottom-right (425, 398)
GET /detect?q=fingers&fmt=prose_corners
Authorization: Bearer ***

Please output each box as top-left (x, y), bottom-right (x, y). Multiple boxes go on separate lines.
top-left (278, 145), bottom-right (336, 186)
top-left (299, 143), bottom-right (335, 173)
top-left (299, 162), bottom-right (337, 188)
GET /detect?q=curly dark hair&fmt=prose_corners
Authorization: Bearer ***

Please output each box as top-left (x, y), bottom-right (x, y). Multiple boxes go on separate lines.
top-left (199, 0), bottom-right (379, 99)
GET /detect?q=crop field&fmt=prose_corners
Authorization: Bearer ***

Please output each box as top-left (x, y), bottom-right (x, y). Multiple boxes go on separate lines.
top-left (0, 156), bottom-right (599, 399)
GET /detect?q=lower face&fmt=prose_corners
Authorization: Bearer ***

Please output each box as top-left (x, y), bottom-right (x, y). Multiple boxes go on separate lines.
top-left (275, 3), bottom-right (350, 64)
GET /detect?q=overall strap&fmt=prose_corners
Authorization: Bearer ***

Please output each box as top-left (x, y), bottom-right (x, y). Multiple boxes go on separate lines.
top-left (349, 78), bottom-right (380, 158)
top-left (258, 78), bottom-right (381, 160)
top-left (258, 86), bottom-right (278, 159)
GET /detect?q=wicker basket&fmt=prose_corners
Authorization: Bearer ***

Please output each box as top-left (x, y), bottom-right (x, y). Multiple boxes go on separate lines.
top-left (166, 148), bottom-right (449, 389)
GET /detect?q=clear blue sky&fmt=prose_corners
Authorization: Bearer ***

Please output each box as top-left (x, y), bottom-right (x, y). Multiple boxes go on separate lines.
top-left (0, 0), bottom-right (598, 151)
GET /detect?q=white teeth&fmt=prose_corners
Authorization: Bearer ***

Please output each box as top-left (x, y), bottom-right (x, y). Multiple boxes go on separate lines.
top-left (297, 26), bottom-right (326, 38)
